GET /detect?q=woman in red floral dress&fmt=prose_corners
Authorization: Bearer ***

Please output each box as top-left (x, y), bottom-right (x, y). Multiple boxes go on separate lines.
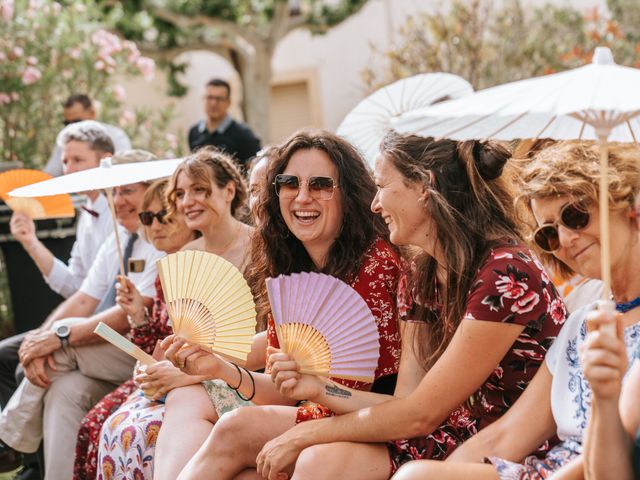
top-left (158, 130), bottom-right (403, 479)
top-left (170, 132), bottom-right (568, 480)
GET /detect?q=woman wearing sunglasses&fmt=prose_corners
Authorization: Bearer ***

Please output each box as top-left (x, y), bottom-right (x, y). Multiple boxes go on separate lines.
top-left (73, 179), bottom-right (197, 479)
top-left (170, 131), bottom-right (564, 480)
top-left (159, 129), bottom-right (404, 479)
top-left (390, 141), bottom-right (640, 480)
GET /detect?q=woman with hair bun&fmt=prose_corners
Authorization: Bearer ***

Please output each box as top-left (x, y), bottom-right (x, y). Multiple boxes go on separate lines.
top-left (392, 141), bottom-right (640, 480)
top-left (184, 132), bottom-right (565, 480)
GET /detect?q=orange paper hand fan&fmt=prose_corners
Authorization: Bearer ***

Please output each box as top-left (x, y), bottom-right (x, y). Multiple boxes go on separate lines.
top-left (157, 251), bottom-right (257, 362)
top-left (0, 169), bottom-right (75, 219)
top-left (266, 272), bottom-right (380, 383)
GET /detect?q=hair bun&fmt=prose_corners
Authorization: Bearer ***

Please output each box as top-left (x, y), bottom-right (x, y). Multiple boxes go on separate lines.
top-left (474, 141), bottom-right (509, 181)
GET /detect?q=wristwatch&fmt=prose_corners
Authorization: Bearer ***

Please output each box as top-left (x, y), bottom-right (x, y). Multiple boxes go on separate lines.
top-left (55, 324), bottom-right (71, 348)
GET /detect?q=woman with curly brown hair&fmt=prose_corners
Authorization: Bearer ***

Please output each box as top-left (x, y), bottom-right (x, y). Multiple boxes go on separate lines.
top-left (170, 131), bottom-right (565, 480)
top-left (160, 129), bottom-right (404, 479)
top-left (391, 141), bottom-right (640, 480)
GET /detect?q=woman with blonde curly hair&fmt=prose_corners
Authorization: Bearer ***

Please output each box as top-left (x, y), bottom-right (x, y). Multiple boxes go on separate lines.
top-left (392, 141), bottom-right (640, 480)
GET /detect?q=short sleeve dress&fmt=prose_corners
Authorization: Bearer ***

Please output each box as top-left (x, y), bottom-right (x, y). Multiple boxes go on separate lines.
top-left (487, 303), bottom-right (640, 479)
top-left (386, 240), bottom-right (567, 474)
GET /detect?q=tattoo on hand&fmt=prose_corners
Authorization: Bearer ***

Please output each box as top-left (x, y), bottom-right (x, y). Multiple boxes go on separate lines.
top-left (325, 383), bottom-right (351, 399)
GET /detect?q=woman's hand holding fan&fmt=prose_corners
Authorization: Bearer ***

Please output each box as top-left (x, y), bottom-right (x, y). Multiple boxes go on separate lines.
top-left (268, 347), bottom-right (324, 401)
top-left (266, 272), bottom-right (381, 383)
top-left (135, 360), bottom-right (191, 401)
top-left (162, 335), bottom-right (225, 378)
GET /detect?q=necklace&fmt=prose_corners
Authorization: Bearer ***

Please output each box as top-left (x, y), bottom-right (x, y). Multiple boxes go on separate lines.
top-left (615, 295), bottom-right (640, 313)
top-left (210, 222), bottom-right (242, 256)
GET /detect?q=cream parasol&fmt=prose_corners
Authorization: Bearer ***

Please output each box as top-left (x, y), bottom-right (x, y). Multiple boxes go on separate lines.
top-left (393, 47), bottom-right (640, 305)
top-left (337, 73), bottom-right (473, 167)
top-left (9, 157), bottom-right (184, 277)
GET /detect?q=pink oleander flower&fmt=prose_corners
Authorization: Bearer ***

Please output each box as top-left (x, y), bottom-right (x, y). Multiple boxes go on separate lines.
top-left (12, 46), bottom-right (23, 58)
top-left (113, 85), bottom-right (126, 102)
top-left (0, 0), bottom-right (14, 21)
top-left (136, 57), bottom-right (155, 81)
top-left (21, 66), bottom-right (42, 85)
top-left (119, 110), bottom-right (136, 126)
top-left (0, 93), bottom-right (11, 104)
top-left (69, 48), bottom-right (81, 60)
top-left (10, 92), bottom-right (18, 101)
top-left (94, 60), bottom-right (106, 71)
top-left (27, 56), bottom-right (37, 65)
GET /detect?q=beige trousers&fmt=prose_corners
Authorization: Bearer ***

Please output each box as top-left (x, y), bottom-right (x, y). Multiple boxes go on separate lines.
top-left (0, 318), bottom-right (135, 480)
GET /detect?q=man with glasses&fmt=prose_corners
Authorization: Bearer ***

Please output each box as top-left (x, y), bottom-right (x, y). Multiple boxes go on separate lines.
top-left (0, 151), bottom-right (164, 479)
top-left (188, 78), bottom-right (261, 171)
top-left (43, 94), bottom-right (131, 177)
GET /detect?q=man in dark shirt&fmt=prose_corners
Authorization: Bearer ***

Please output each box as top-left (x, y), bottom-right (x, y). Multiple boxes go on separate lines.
top-left (188, 78), bottom-right (261, 171)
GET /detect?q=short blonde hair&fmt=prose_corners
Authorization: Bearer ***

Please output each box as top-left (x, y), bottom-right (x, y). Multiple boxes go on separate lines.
top-left (514, 141), bottom-right (640, 278)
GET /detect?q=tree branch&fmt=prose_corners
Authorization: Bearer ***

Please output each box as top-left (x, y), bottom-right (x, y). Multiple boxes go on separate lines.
top-left (147, 4), bottom-right (263, 45)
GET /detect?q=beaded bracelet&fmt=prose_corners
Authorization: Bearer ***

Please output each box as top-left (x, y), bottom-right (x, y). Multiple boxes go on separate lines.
top-left (226, 362), bottom-right (243, 390)
top-left (236, 367), bottom-right (256, 402)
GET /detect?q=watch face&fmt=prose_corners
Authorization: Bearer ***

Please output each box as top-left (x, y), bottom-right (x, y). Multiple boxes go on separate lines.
top-left (56, 324), bottom-right (70, 338)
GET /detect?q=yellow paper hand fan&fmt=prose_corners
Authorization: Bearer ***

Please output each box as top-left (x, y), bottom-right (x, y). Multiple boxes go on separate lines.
top-left (157, 251), bottom-right (257, 362)
top-left (0, 169), bottom-right (75, 219)
top-left (266, 272), bottom-right (380, 383)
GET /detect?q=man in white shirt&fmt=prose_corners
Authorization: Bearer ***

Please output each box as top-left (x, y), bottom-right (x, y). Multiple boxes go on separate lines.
top-left (43, 94), bottom-right (131, 177)
top-left (0, 123), bottom-right (116, 412)
top-left (0, 151), bottom-right (165, 479)
top-left (10, 121), bottom-right (115, 299)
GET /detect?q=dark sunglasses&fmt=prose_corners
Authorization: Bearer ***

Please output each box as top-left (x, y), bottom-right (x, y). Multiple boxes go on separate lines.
top-left (532, 201), bottom-right (590, 252)
top-left (273, 174), bottom-right (338, 201)
top-left (138, 209), bottom-right (167, 226)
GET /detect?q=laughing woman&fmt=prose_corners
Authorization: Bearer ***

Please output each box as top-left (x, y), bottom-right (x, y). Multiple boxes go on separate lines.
top-left (160, 129), bottom-right (404, 480)
top-left (174, 132), bottom-right (565, 480)
top-left (391, 141), bottom-right (640, 480)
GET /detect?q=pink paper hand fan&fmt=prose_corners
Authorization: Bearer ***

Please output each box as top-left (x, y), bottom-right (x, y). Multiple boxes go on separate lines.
top-left (266, 272), bottom-right (380, 383)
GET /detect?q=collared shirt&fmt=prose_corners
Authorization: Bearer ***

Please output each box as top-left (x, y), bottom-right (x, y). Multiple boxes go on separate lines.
top-left (188, 115), bottom-right (261, 169)
top-left (44, 194), bottom-right (112, 298)
top-left (43, 122), bottom-right (132, 177)
top-left (79, 227), bottom-right (164, 301)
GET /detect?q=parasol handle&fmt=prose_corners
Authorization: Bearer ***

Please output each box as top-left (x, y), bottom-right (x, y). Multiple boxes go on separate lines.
top-left (105, 188), bottom-right (126, 279)
top-left (597, 134), bottom-right (611, 299)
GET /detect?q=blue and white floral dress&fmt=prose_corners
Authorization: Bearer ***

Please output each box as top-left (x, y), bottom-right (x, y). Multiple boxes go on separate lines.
top-left (488, 303), bottom-right (640, 479)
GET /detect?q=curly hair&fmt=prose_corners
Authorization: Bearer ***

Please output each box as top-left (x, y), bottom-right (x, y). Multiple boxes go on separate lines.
top-left (381, 131), bottom-right (520, 369)
top-left (514, 140), bottom-right (640, 279)
top-left (248, 129), bottom-right (389, 321)
top-left (165, 147), bottom-right (248, 220)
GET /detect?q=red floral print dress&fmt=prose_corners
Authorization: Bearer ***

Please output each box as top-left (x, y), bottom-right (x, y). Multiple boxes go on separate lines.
top-left (386, 240), bottom-right (567, 474)
top-left (266, 238), bottom-right (403, 421)
top-left (73, 276), bottom-right (171, 480)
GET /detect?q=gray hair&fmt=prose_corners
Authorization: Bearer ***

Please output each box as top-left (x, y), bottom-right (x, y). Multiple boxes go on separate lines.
top-left (58, 120), bottom-right (115, 154)
top-left (110, 149), bottom-right (157, 165)
top-left (110, 149), bottom-right (158, 185)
